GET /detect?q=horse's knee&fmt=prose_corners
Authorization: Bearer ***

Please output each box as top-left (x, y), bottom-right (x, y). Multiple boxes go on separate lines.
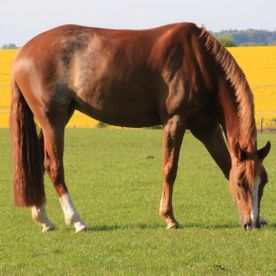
top-left (159, 204), bottom-right (180, 229)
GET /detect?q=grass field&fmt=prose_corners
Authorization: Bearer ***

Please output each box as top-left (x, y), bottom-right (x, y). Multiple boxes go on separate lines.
top-left (1, 128), bottom-right (276, 274)
top-left (1, 46), bottom-right (276, 128)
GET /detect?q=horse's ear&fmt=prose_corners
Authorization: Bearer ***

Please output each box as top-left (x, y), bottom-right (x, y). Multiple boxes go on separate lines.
top-left (233, 143), bottom-right (248, 161)
top-left (257, 141), bottom-right (271, 161)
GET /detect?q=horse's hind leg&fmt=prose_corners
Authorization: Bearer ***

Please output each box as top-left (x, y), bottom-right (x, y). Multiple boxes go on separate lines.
top-left (160, 115), bottom-right (185, 229)
top-left (21, 126), bottom-right (56, 232)
top-left (41, 123), bottom-right (88, 233)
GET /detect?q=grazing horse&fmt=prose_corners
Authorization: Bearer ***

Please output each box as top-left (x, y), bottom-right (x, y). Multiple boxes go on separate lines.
top-left (10, 22), bottom-right (270, 232)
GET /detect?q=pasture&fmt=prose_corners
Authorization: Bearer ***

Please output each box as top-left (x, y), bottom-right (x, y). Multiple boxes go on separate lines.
top-left (1, 128), bottom-right (276, 274)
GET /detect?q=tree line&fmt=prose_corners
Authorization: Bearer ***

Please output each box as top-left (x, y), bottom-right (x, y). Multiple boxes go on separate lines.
top-left (2, 43), bottom-right (18, 49)
top-left (214, 29), bottom-right (276, 47)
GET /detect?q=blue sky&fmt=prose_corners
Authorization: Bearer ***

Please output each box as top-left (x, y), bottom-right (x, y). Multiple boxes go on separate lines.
top-left (1, 0), bottom-right (275, 46)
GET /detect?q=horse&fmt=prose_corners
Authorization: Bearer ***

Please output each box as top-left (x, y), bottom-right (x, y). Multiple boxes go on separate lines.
top-left (10, 22), bottom-right (271, 232)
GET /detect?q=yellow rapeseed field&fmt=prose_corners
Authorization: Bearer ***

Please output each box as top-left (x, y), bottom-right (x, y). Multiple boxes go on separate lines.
top-left (1, 46), bottom-right (276, 128)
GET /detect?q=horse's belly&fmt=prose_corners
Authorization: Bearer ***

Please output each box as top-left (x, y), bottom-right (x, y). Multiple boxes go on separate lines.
top-left (74, 96), bottom-right (161, 127)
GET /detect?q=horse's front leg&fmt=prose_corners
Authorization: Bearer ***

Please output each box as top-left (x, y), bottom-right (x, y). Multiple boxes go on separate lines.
top-left (160, 115), bottom-right (185, 229)
top-left (190, 124), bottom-right (231, 179)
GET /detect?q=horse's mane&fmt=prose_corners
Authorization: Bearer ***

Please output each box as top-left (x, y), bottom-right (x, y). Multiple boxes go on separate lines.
top-left (199, 27), bottom-right (257, 152)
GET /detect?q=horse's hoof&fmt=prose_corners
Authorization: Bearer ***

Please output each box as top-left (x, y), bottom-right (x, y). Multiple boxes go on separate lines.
top-left (42, 223), bottom-right (56, 233)
top-left (74, 221), bottom-right (88, 233)
top-left (166, 222), bottom-right (180, 229)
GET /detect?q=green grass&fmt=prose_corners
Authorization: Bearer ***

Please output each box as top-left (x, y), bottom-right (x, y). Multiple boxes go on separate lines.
top-left (1, 128), bottom-right (276, 275)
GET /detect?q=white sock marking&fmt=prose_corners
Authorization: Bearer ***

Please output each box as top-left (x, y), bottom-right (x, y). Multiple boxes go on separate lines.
top-left (59, 193), bottom-right (88, 232)
top-left (32, 204), bottom-right (56, 232)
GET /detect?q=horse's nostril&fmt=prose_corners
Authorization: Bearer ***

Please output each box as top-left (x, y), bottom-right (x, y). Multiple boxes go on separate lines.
top-left (244, 224), bottom-right (252, 231)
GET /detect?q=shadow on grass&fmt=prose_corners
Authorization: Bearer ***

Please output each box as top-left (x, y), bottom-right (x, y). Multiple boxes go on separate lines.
top-left (91, 223), bottom-right (164, 232)
top-left (267, 223), bottom-right (276, 229)
top-left (182, 222), bottom-right (276, 230)
top-left (87, 220), bottom-right (276, 232)
top-left (183, 223), bottom-right (239, 229)
top-left (90, 222), bottom-right (242, 232)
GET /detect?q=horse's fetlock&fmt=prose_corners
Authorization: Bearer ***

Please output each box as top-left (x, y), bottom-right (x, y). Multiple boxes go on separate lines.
top-left (65, 211), bottom-right (76, 225)
top-left (31, 205), bottom-right (56, 231)
top-left (32, 209), bottom-right (41, 223)
top-left (159, 208), bottom-right (171, 218)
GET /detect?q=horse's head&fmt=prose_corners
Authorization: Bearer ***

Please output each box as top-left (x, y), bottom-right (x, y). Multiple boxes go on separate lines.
top-left (229, 141), bottom-right (271, 230)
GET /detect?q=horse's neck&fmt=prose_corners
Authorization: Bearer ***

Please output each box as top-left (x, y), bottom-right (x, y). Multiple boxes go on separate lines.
top-left (217, 79), bottom-right (255, 154)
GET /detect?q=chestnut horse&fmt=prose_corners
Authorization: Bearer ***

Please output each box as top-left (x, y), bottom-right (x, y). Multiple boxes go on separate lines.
top-left (10, 23), bottom-right (270, 232)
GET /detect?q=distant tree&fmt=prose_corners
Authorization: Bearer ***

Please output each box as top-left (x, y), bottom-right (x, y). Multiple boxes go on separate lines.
top-left (2, 43), bottom-right (17, 49)
top-left (214, 29), bottom-right (276, 46)
top-left (218, 36), bottom-right (236, 47)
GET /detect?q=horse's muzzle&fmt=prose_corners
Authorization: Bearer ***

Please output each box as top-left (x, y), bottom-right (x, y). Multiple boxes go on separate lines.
top-left (243, 219), bottom-right (262, 231)
top-left (243, 223), bottom-right (253, 231)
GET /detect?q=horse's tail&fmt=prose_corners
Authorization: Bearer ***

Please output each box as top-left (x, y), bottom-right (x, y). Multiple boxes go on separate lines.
top-left (10, 81), bottom-right (45, 207)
